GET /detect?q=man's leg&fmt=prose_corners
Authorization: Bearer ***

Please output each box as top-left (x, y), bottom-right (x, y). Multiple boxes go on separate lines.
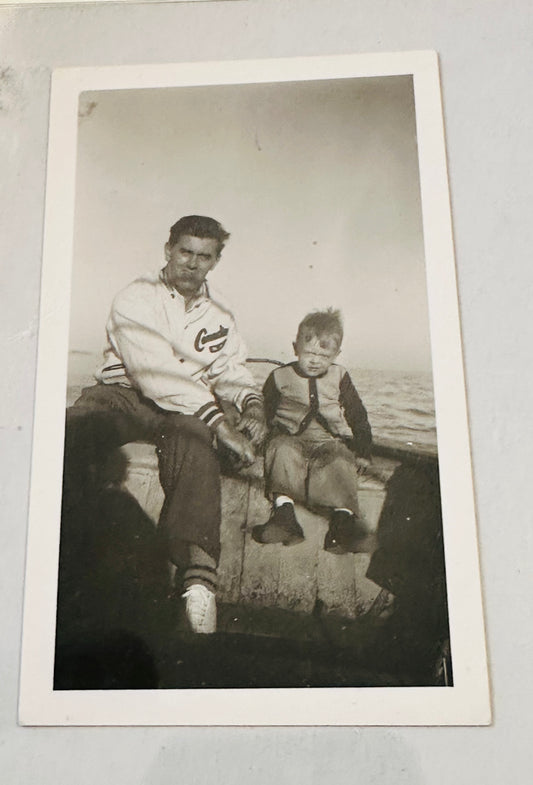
top-left (64, 387), bottom-right (220, 633)
top-left (67, 389), bottom-right (221, 564)
top-left (63, 385), bottom-right (156, 511)
top-left (155, 414), bottom-right (221, 633)
top-left (155, 414), bottom-right (221, 565)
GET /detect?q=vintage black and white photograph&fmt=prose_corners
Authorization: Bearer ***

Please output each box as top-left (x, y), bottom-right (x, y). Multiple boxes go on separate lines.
top-left (19, 53), bottom-right (489, 725)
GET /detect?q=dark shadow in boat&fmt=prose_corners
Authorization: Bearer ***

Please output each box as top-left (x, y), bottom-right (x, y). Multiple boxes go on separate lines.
top-left (366, 460), bottom-right (453, 686)
top-left (55, 421), bottom-right (451, 690)
top-left (55, 448), bottom-right (169, 690)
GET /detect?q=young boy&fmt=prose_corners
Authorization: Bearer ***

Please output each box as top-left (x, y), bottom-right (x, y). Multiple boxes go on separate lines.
top-left (252, 309), bottom-right (372, 555)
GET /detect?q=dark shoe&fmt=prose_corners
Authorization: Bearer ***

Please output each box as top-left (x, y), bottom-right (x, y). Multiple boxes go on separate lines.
top-left (324, 509), bottom-right (369, 555)
top-left (252, 503), bottom-right (305, 546)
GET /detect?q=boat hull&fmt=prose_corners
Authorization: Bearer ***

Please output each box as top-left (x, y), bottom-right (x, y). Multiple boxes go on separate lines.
top-left (120, 443), bottom-right (398, 621)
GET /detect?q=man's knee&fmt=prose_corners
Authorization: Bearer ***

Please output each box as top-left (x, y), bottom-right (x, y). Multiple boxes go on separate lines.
top-left (160, 414), bottom-right (213, 447)
top-left (70, 384), bottom-right (120, 413)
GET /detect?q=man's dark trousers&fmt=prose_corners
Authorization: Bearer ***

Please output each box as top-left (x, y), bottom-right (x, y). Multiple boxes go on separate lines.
top-left (62, 384), bottom-right (221, 565)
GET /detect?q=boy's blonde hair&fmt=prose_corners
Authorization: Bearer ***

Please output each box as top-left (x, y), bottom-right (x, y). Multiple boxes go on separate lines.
top-left (296, 308), bottom-right (343, 350)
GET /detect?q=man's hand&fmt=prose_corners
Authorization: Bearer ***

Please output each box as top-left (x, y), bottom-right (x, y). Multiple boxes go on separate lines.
top-left (215, 419), bottom-right (256, 467)
top-left (237, 401), bottom-right (267, 447)
top-left (355, 457), bottom-right (372, 476)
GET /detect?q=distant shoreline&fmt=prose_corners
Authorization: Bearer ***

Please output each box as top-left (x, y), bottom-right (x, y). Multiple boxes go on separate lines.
top-left (67, 349), bottom-right (434, 379)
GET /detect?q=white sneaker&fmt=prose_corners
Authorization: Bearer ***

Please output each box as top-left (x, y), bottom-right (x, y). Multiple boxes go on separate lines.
top-left (182, 584), bottom-right (217, 634)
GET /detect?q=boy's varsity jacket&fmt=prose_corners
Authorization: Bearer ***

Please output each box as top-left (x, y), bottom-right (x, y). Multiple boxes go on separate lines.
top-left (96, 269), bottom-right (262, 429)
top-left (263, 362), bottom-right (372, 459)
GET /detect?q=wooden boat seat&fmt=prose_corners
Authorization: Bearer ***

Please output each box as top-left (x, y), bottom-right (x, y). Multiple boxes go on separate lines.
top-left (113, 441), bottom-right (397, 620)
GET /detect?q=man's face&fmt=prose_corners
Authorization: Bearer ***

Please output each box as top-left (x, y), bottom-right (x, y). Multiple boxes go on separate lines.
top-left (164, 234), bottom-right (220, 298)
top-left (294, 332), bottom-right (340, 376)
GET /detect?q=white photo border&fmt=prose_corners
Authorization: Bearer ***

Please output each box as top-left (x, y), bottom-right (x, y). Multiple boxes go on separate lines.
top-left (19, 51), bottom-right (491, 726)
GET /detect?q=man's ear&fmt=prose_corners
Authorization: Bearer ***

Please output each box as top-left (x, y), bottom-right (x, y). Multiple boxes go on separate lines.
top-left (164, 242), bottom-right (171, 262)
top-left (292, 341), bottom-right (298, 355)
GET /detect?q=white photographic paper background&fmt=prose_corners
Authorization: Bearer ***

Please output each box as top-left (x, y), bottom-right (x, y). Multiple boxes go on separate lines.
top-left (19, 53), bottom-right (489, 725)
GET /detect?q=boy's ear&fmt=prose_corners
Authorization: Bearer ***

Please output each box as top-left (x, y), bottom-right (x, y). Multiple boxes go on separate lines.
top-left (292, 341), bottom-right (298, 355)
top-left (164, 242), bottom-right (171, 262)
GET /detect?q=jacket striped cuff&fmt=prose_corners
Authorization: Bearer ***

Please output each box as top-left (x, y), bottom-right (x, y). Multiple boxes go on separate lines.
top-left (242, 393), bottom-right (263, 410)
top-left (195, 401), bottom-right (225, 428)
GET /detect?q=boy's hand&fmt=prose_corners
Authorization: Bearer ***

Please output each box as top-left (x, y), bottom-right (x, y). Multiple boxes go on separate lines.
top-left (214, 419), bottom-right (256, 467)
top-left (237, 401), bottom-right (267, 447)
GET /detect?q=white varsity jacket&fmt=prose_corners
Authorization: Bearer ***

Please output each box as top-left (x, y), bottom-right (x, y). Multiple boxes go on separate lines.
top-left (96, 270), bottom-right (262, 428)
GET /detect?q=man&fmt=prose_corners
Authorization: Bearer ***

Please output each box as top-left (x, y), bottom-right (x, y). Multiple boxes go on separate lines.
top-left (63, 215), bottom-right (265, 634)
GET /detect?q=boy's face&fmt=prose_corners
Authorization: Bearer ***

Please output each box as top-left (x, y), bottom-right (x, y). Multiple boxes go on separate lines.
top-left (293, 331), bottom-right (340, 376)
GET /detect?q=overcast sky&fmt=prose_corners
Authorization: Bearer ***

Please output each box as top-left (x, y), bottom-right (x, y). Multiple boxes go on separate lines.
top-left (70, 75), bottom-right (431, 372)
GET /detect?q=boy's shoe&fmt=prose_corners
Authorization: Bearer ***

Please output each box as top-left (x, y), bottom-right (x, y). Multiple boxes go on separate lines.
top-left (182, 583), bottom-right (217, 634)
top-left (252, 503), bottom-right (305, 546)
top-left (324, 509), bottom-right (369, 555)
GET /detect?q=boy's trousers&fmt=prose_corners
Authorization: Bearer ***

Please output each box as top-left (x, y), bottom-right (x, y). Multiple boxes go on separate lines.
top-left (264, 430), bottom-right (361, 515)
top-left (62, 384), bottom-right (221, 565)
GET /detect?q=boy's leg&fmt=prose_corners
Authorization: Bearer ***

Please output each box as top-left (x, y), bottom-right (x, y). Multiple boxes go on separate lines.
top-left (307, 440), bottom-right (361, 514)
top-left (307, 441), bottom-right (370, 554)
top-left (252, 434), bottom-right (307, 545)
top-left (264, 434), bottom-right (308, 504)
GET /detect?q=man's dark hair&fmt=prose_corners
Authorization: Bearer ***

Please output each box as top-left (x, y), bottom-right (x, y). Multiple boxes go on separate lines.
top-left (168, 215), bottom-right (230, 256)
top-left (296, 308), bottom-right (344, 349)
